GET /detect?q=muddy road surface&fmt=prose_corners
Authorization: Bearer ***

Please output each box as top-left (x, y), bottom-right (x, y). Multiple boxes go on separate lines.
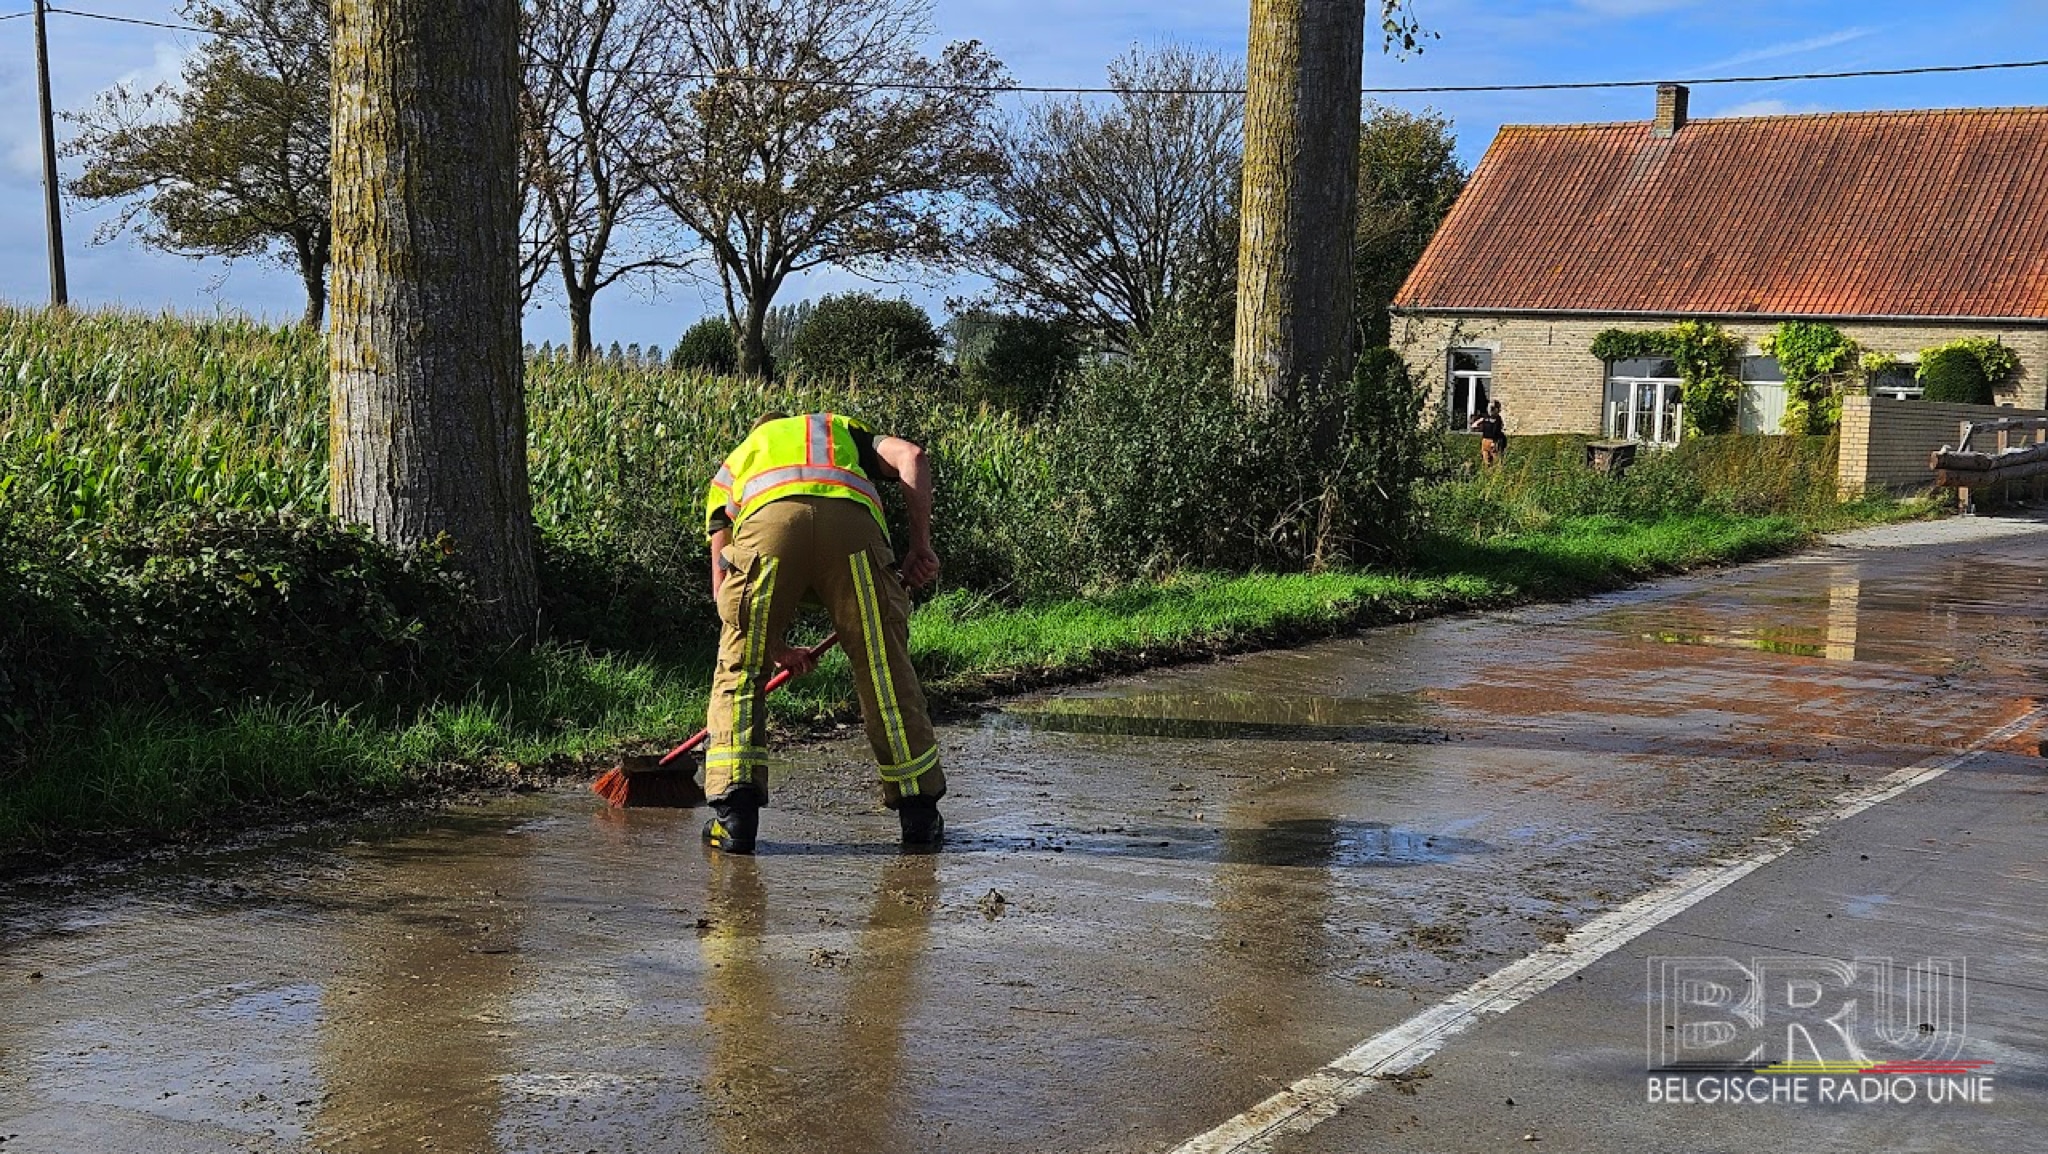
top-left (4, 516), bottom-right (2045, 1153)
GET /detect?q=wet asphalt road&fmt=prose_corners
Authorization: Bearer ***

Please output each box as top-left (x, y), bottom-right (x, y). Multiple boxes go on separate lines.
top-left (1, 515), bottom-right (2044, 1153)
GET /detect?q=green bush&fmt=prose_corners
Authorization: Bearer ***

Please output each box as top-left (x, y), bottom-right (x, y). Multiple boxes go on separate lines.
top-left (1333, 346), bottom-right (1431, 562)
top-left (1918, 345), bottom-right (1994, 404)
top-left (1060, 313), bottom-right (1242, 576)
top-left (0, 518), bottom-right (105, 736)
top-left (0, 510), bottom-right (473, 735)
top-left (786, 293), bottom-right (943, 382)
top-left (670, 316), bottom-right (738, 374)
top-left (1055, 320), bottom-right (1428, 579)
top-left (953, 311), bottom-right (1078, 418)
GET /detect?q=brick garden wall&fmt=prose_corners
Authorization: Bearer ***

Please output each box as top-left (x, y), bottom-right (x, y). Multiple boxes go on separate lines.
top-left (1838, 395), bottom-right (2048, 494)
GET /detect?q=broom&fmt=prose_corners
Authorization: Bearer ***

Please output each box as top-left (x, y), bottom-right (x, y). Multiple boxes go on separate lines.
top-left (591, 633), bottom-right (841, 808)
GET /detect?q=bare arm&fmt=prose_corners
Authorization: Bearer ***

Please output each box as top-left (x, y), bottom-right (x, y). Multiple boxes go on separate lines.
top-left (874, 434), bottom-right (940, 588)
top-left (709, 527), bottom-right (731, 599)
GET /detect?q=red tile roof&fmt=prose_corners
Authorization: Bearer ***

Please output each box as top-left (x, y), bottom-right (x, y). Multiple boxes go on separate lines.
top-left (1395, 107), bottom-right (2048, 320)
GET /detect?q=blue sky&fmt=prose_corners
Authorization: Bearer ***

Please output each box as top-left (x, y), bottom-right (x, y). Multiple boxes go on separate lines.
top-left (0, 0), bottom-right (2040, 348)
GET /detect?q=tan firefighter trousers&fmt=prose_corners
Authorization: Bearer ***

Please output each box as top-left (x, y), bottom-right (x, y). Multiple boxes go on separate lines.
top-left (703, 495), bottom-right (945, 809)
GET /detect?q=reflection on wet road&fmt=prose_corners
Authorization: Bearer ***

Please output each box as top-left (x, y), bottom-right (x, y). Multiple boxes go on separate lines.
top-left (3, 518), bottom-right (2045, 1152)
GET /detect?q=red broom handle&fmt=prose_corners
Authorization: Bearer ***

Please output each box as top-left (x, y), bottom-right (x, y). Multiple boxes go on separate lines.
top-left (655, 632), bottom-right (841, 767)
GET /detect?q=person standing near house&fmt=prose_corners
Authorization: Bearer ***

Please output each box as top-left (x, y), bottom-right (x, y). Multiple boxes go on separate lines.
top-left (701, 411), bottom-right (947, 854)
top-left (1470, 400), bottom-right (1507, 466)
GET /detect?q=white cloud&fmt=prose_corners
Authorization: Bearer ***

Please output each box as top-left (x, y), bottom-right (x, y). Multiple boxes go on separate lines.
top-left (1713, 98), bottom-right (1831, 118)
top-left (1693, 26), bottom-right (1880, 74)
top-left (111, 40), bottom-right (197, 96)
top-left (2, 39), bottom-right (191, 181)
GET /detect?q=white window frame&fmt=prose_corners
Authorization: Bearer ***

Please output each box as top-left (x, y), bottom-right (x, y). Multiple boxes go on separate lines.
top-left (1448, 347), bottom-right (1493, 431)
top-left (1605, 364), bottom-right (1684, 445)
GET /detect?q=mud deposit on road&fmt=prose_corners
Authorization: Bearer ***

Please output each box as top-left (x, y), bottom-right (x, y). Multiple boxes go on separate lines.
top-left (4, 517), bottom-right (2044, 1153)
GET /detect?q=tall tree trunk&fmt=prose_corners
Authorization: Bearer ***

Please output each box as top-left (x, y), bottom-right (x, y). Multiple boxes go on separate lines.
top-left (567, 289), bottom-right (594, 362)
top-left (329, 0), bottom-right (539, 642)
top-left (738, 295), bottom-right (771, 378)
top-left (296, 232), bottom-right (328, 329)
top-left (299, 263), bottom-right (327, 330)
top-left (1234, 0), bottom-right (1365, 405)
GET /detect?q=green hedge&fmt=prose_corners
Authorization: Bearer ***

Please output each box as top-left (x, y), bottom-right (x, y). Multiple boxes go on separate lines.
top-left (1, 510), bottom-right (472, 734)
top-left (0, 305), bottom-right (1432, 740)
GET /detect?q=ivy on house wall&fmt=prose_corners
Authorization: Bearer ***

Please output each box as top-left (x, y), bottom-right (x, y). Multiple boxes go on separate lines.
top-left (1588, 322), bottom-right (1741, 436)
top-left (1762, 321), bottom-right (1858, 435)
top-left (1588, 328), bottom-right (1670, 363)
top-left (1667, 322), bottom-right (1742, 436)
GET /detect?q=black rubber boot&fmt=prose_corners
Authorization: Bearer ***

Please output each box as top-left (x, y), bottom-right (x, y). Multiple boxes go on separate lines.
top-left (897, 798), bottom-right (944, 851)
top-left (702, 800), bottom-right (759, 854)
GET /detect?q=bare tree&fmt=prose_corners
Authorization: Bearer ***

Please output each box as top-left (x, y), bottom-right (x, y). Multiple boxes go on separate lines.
top-left (331, 0), bottom-right (537, 640)
top-left (640, 0), bottom-right (1007, 376)
top-left (519, 0), bottom-right (689, 361)
top-left (67, 0), bottom-right (331, 327)
top-left (974, 45), bottom-right (1242, 352)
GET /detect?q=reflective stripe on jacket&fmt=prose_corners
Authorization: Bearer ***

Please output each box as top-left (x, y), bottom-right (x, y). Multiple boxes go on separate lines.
top-left (705, 412), bottom-right (889, 537)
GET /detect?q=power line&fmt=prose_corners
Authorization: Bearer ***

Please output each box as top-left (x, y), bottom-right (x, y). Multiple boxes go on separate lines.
top-left (45, 6), bottom-right (196, 34)
top-left (37, 3), bottom-right (2048, 97)
top-left (1377, 59), bottom-right (2048, 94)
top-left (0, 10), bottom-right (38, 22)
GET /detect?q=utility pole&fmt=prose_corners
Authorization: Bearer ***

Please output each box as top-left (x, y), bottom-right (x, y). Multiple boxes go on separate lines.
top-left (33, 0), bottom-right (69, 307)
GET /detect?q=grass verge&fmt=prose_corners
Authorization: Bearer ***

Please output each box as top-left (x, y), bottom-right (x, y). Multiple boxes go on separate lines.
top-left (0, 504), bottom-right (1917, 855)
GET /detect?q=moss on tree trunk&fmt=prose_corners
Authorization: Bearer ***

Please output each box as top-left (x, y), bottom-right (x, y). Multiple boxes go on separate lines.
top-left (328, 0), bottom-right (539, 641)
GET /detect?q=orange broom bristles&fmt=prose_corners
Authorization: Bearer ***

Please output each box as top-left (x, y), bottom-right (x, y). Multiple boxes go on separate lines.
top-left (591, 764), bottom-right (631, 806)
top-left (592, 755), bottom-right (706, 808)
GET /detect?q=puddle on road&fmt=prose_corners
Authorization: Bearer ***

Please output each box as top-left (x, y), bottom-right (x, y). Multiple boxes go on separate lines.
top-left (951, 817), bottom-right (1494, 868)
top-left (997, 691), bottom-right (1448, 746)
top-left (1581, 554), bottom-right (2048, 673)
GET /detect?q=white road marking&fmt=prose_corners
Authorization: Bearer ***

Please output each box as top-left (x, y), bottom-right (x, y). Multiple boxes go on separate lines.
top-left (1168, 705), bottom-right (2046, 1154)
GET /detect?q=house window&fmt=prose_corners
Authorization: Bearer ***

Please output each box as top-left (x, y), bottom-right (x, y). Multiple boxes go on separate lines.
top-left (1869, 362), bottom-right (1923, 401)
top-left (1739, 355), bottom-right (1787, 434)
top-left (1740, 355), bottom-right (1782, 381)
top-left (1448, 348), bottom-right (1492, 430)
top-left (1604, 356), bottom-right (1683, 445)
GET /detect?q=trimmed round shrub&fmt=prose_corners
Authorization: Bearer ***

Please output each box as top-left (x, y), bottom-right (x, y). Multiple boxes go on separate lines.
top-left (670, 316), bottom-right (738, 374)
top-left (787, 293), bottom-right (942, 382)
top-left (1918, 346), bottom-right (1991, 404)
top-left (955, 311), bottom-right (1078, 417)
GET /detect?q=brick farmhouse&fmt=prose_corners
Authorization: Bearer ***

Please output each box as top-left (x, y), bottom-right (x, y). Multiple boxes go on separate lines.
top-left (1391, 87), bottom-right (2048, 446)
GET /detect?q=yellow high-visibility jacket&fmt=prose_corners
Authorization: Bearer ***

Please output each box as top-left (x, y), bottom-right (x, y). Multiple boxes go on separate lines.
top-left (705, 412), bottom-right (888, 537)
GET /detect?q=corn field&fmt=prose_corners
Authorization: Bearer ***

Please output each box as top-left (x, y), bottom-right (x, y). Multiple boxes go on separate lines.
top-left (0, 303), bottom-right (1072, 596)
top-left (0, 307), bottom-right (328, 526)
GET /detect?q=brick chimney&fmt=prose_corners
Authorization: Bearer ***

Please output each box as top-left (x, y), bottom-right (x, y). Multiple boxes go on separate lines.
top-left (1653, 83), bottom-right (1689, 138)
